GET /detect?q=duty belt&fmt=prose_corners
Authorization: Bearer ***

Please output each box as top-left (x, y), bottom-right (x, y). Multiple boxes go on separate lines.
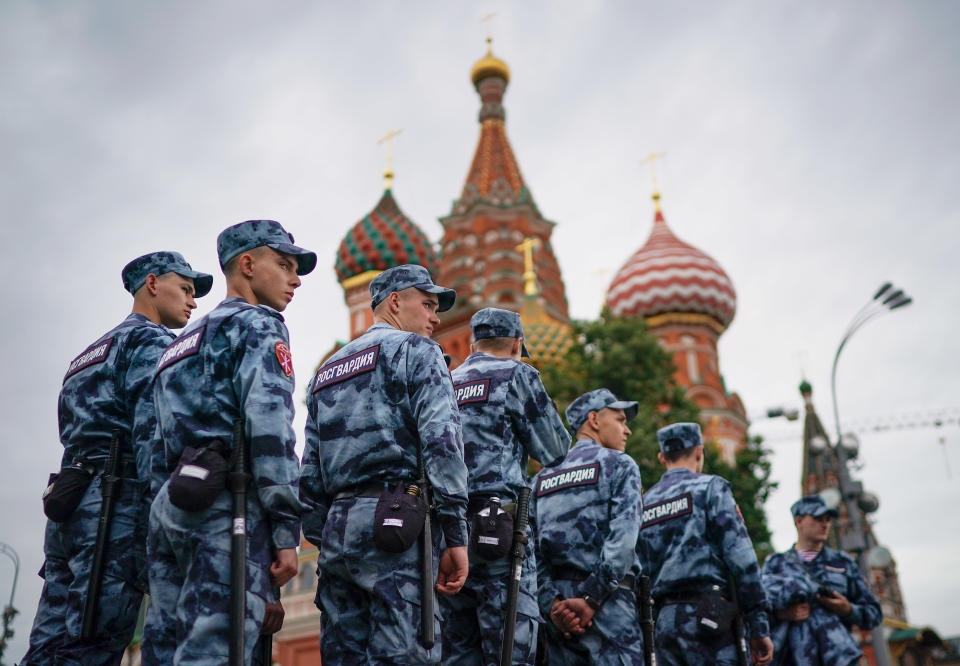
top-left (467, 495), bottom-right (517, 517)
top-left (332, 481), bottom-right (408, 502)
top-left (551, 566), bottom-right (636, 591)
top-left (657, 588), bottom-right (729, 607)
top-left (83, 457), bottom-right (138, 479)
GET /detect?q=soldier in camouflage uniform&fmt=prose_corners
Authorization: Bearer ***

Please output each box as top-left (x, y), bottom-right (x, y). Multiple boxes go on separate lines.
top-left (440, 308), bottom-right (569, 666)
top-left (299, 264), bottom-right (470, 664)
top-left (761, 495), bottom-right (881, 666)
top-left (142, 221), bottom-right (315, 665)
top-left (22, 252), bottom-right (211, 666)
top-left (637, 422), bottom-right (774, 666)
top-left (530, 388), bottom-right (645, 665)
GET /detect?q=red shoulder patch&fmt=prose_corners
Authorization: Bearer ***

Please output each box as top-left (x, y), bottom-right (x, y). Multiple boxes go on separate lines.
top-left (275, 341), bottom-right (293, 377)
top-left (735, 503), bottom-right (745, 524)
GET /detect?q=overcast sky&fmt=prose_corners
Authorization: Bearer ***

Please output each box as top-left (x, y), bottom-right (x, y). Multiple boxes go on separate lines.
top-left (1, 1), bottom-right (958, 658)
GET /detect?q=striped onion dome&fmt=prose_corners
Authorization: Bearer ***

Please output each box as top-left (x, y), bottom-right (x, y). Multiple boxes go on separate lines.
top-left (335, 189), bottom-right (437, 282)
top-left (606, 194), bottom-right (736, 329)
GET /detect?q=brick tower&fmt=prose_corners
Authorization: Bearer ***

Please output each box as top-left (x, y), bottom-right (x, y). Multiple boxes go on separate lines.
top-left (433, 39), bottom-right (570, 366)
top-left (606, 190), bottom-right (747, 461)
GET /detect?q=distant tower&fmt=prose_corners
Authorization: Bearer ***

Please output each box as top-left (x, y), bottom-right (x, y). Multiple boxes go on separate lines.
top-left (334, 156), bottom-right (437, 340)
top-left (433, 39), bottom-right (570, 365)
top-left (606, 187), bottom-right (746, 461)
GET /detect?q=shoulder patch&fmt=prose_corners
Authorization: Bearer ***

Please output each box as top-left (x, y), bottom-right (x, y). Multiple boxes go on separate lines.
top-left (642, 493), bottom-right (693, 527)
top-left (275, 341), bottom-right (293, 377)
top-left (157, 326), bottom-right (206, 372)
top-left (64, 337), bottom-right (114, 381)
top-left (313, 345), bottom-right (379, 393)
top-left (454, 379), bottom-right (490, 405)
top-left (824, 564), bottom-right (846, 573)
top-left (536, 463), bottom-right (600, 497)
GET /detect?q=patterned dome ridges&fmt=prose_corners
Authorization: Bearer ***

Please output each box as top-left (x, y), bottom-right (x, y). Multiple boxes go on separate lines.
top-left (606, 208), bottom-right (736, 329)
top-left (335, 189), bottom-right (437, 282)
top-left (452, 119), bottom-right (537, 216)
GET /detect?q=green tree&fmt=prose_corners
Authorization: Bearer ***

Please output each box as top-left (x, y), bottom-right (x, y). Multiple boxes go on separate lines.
top-left (536, 310), bottom-right (776, 555)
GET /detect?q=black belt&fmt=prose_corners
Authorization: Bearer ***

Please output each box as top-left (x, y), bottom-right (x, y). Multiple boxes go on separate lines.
top-left (552, 567), bottom-right (635, 591)
top-left (332, 481), bottom-right (401, 502)
top-left (84, 458), bottom-right (137, 479)
top-left (467, 495), bottom-right (517, 516)
top-left (658, 591), bottom-right (729, 606)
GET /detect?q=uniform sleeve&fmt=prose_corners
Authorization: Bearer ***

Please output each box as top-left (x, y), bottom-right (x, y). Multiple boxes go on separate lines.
top-left (298, 402), bottom-right (329, 547)
top-left (125, 329), bottom-right (173, 494)
top-left (706, 478), bottom-right (771, 637)
top-left (407, 340), bottom-right (469, 548)
top-left (761, 552), bottom-right (814, 610)
top-left (579, 457), bottom-right (642, 606)
top-left (530, 489), bottom-right (561, 616)
top-left (234, 315), bottom-right (302, 550)
top-left (843, 558), bottom-right (882, 630)
top-left (509, 367), bottom-right (569, 469)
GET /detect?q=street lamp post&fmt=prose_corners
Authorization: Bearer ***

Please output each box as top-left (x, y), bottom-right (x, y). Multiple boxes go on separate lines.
top-left (829, 282), bottom-right (911, 666)
top-left (0, 542), bottom-right (20, 665)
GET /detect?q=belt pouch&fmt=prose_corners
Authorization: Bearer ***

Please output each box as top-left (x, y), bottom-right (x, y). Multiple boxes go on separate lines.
top-left (695, 589), bottom-right (736, 639)
top-left (168, 445), bottom-right (228, 512)
top-left (373, 483), bottom-right (426, 553)
top-left (42, 463), bottom-right (95, 522)
top-left (472, 497), bottom-right (513, 561)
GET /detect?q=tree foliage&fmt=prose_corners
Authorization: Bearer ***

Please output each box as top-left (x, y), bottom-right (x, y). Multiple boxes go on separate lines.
top-left (535, 310), bottom-right (776, 556)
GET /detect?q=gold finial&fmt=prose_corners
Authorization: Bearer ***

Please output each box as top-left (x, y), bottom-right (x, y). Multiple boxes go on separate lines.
top-left (377, 128), bottom-right (403, 190)
top-left (515, 237), bottom-right (542, 297)
top-left (640, 151), bottom-right (666, 211)
top-left (481, 12), bottom-right (497, 48)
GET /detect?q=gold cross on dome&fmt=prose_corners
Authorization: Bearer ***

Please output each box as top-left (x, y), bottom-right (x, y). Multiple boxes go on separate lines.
top-left (639, 151), bottom-right (666, 191)
top-left (481, 12), bottom-right (497, 43)
top-left (377, 129), bottom-right (403, 190)
top-left (515, 237), bottom-right (542, 297)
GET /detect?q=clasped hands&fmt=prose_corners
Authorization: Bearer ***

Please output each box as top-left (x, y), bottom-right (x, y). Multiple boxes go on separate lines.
top-left (549, 597), bottom-right (596, 638)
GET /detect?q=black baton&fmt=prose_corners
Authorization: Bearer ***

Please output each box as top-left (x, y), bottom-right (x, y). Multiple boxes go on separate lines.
top-left (638, 575), bottom-right (657, 666)
top-left (416, 444), bottom-right (436, 649)
top-left (229, 418), bottom-right (249, 666)
top-left (727, 575), bottom-right (750, 666)
top-left (499, 486), bottom-right (531, 666)
top-left (80, 430), bottom-right (121, 640)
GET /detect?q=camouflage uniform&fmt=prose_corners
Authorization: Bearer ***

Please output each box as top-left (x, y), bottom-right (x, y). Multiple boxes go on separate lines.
top-left (761, 495), bottom-right (881, 666)
top-left (440, 308), bottom-right (569, 666)
top-left (636, 423), bottom-right (770, 666)
top-left (299, 265), bottom-right (468, 665)
top-left (23, 252), bottom-right (211, 666)
top-left (530, 389), bottom-right (645, 665)
top-left (142, 221), bottom-right (315, 666)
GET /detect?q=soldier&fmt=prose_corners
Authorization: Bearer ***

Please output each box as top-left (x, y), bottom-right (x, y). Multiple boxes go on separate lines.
top-left (761, 495), bottom-right (882, 666)
top-left (22, 252), bottom-right (211, 665)
top-left (530, 388), bottom-right (645, 665)
top-left (142, 220), bottom-right (315, 665)
top-left (299, 263), bottom-right (470, 664)
top-left (440, 307), bottom-right (570, 665)
top-left (637, 422), bottom-right (774, 666)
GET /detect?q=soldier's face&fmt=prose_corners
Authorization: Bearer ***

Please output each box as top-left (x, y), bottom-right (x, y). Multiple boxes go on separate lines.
top-left (155, 273), bottom-right (197, 329)
top-left (249, 248), bottom-right (301, 312)
top-left (595, 408), bottom-right (631, 451)
top-left (796, 513), bottom-right (830, 544)
top-left (395, 288), bottom-right (440, 337)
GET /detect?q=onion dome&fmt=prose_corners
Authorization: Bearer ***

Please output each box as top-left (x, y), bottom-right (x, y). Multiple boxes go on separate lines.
top-left (334, 189), bottom-right (437, 283)
top-left (606, 192), bottom-right (737, 331)
top-left (471, 38), bottom-right (511, 86)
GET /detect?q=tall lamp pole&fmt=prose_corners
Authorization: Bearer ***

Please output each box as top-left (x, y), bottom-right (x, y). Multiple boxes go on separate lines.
top-left (0, 542), bottom-right (20, 665)
top-left (829, 282), bottom-right (911, 666)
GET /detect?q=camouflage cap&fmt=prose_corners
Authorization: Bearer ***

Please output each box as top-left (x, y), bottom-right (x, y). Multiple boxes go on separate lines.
top-left (790, 494), bottom-right (839, 519)
top-left (216, 220), bottom-right (317, 275)
top-left (121, 251), bottom-right (213, 298)
top-left (656, 422), bottom-right (702, 453)
top-left (565, 388), bottom-right (639, 434)
top-left (471, 308), bottom-right (529, 357)
top-left (369, 264), bottom-right (456, 313)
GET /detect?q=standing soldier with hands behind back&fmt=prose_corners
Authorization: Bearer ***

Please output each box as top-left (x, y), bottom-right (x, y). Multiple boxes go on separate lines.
top-left (142, 220), bottom-right (315, 665)
top-left (22, 252), bottom-right (212, 665)
top-left (299, 264), bottom-right (470, 664)
top-left (440, 308), bottom-right (569, 665)
top-left (637, 423), bottom-right (773, 666)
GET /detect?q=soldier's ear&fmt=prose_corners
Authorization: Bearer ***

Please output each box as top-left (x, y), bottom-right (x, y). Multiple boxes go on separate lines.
top-left (143, 273), bottom-right (160, 295)
top-left (234, 252), bottom-right (256, 278)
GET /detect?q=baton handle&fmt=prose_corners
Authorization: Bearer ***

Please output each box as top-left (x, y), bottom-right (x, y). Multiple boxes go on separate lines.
top-left (80, 430), bottom-right (120, 640)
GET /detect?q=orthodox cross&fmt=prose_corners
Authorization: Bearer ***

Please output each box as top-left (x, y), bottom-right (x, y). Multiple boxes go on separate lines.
top-left (639, 151), bottom-right (666, 192)
top-left (377, 129), bottom-right (403, 190)
top-left (515, 236), bottom-right (542, 297)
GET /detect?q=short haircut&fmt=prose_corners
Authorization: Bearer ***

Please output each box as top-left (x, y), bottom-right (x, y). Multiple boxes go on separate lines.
top-left (223, 245), bottom-right (270, 276)
top-left (474, 336), bottom-right (517, 354)
top-left (661, 444), bottom-right (701, 464)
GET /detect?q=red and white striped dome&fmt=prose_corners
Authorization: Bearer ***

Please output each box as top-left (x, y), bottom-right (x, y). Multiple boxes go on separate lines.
top-left (606, 199), bottom-right (736, 329)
